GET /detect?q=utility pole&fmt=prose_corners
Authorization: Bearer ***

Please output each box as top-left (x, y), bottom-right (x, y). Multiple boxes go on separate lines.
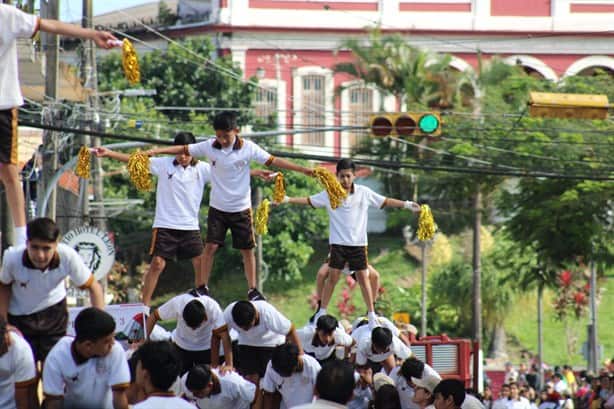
top-left (537, 282), bottom-right (544, 390)
top-left (420, 242), bottom-right (428, 337)
top-left (589, 260), bottom-right (598, 373)
top-left (472, 189), bottom-right (482, 346)
top-left (39, 0), bottom-right (59, 220)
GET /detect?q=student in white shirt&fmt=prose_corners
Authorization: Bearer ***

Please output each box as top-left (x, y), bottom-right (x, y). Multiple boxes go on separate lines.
top-left (298, 314), bottom-right (354, 365)
top-left (492, 384), bottom-right (511, 409)
top-left (278, 158), bottom-right (421, 327)
top-left (262, 342), bottom-right (321, 409)
top-left (131, 340), bottom-right (195, 408)
top-left (433, 380), bottom-right (466, 409)
top-left (412, 375), bottom-right (440, 409)
top-left (294, 360), bottom-right (356, 409)
top-left (0, 316), bottom-right (38, 409)
top-left (146, 293), bottom-right (232, 373)
top-left (147, 111), bottom-right (313, 301)
top-left (0, 217), bottom-right (104, 363)
top-left (43, 308), bottom-right (130, 409)
top-left (0, 4), bottom-right (117, 248)
top-left (180, 363), bottom-right (256, 409)
top-left (508, 383), bottom-right (531, 409)
top-left (354, 326), bottom-right (412, 374)
top-left (392, 357), bottom-right (441, 409)
top-left (223, 299), bottom-right (302, 402)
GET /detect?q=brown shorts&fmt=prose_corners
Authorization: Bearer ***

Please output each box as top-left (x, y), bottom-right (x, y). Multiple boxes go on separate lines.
top-left (329, 244), bottom-right (368, 272)
top-left (8, 298), bottom-right (68, 362)
top-left (206, 207), bottom-right (255, 249)
top-left (149, 228), bottom-right (204, 260)
top-left (0, 108), bottom-right (19, 165)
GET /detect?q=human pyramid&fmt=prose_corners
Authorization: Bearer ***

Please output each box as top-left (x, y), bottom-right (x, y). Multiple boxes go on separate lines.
top-left (1, 5), bottom-right (478, 409)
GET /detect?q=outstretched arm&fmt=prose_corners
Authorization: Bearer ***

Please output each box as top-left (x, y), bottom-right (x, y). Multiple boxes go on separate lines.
top-left (275, 196), bottom-right (311, 206)
top-left (39, 19), bottom-right (117, 49)
top-left (146, 145), bottom-right (185, 156)
top-left (269, 157), bottom-right (313, 177)
top-left (383, 198), bottom-right (421, 213)
top-left (94, 147), bottom-right (130, 163)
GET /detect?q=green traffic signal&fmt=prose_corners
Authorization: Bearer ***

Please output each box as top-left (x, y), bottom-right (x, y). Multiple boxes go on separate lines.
top-left (418, 114), bottom-right (440, 134)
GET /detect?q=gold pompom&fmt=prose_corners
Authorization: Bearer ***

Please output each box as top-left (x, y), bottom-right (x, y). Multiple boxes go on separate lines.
top-left (254, 199), bottom-right (270, 235)
top-left (75, 146), bottom-right (91, 179)
top-left (273, 173), bottom-right (286, 203)
top-left (122, 39), bottom-right (140, 85)
top-left (313, 167), bottom-right (348, 209)
top-left (127, 151), bottom-right (153, 192)
top-left (417, 204), bottom-right (437, 241)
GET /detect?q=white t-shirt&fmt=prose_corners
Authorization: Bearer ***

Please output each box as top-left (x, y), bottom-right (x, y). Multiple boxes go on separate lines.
top-left (43, 337), bottom-right (130, 409)
top-left (132, 395), bottom-right (196, 408)
top-left (155, 294), bottom-right (226, 351)
top-left (180, 368), bottom-right (255, 409)
top-left (351, 317), bottom-right (401, 340)
top-left (493, 398), bottom-right (510, 409)
top-left (506, 398), bottom-right (531, 409)
top-left (224, 301), bottom-right (292, 347)
top-left (0, 4), bottom-right (38, 110)
top-left (0, 244), bottom-right (93, 315)
top-left (149, 157), bottom-right (210, 230)
top-left (390, 366), bottom-right (419, 409)
top-left (462, 394), bottom-right (487, 409)
top-left (298, 324), bottom-right (353, 361)
top-left (355, 333), bottom-right (411, 365)
top-left (188, 138), bottom-right (272, 212)
top-left (309, 184), bottom-right (386, 246)
top-left (262, 354), bottom-right (321, 408)
top-left (0, 331), bottom-right (37, 409)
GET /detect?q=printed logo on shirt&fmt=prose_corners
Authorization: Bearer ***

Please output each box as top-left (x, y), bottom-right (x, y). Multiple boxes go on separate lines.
top-left (18, 280), bottom-right (28, 288)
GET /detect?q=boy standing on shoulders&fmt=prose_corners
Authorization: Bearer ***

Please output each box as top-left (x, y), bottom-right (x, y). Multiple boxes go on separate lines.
top-left (277, 158), bottom-right (421, 327)
top-left (0, 3), bottom-right (117, 247)
top-left (42, 308), bottom-right (130, 409)
top-left (0, 218), bottom-right (104, 364)
top-left (147, 111), bottom-right (313, 300)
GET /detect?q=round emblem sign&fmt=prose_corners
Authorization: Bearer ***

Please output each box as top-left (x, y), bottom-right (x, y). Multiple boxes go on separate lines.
top-left (61, 226), bottom-right (115, 280)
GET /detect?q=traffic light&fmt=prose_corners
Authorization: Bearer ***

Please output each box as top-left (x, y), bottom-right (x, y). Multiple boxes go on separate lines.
top-left (369, 112), bottom-right (442, 137)
top-left (528, 92), bottom-right (609, 119)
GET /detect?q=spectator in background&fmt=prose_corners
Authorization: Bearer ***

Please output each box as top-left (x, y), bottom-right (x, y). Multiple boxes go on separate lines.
top-left (553, 373), bottom-right (568, 394)
top-left (482, 386), bottom-right (493, 409)
top-left (562, 366), bottom-right (577, 394)
top-left (506, 363), bottom-right (519, 384)
top-left (526, 365), bottom-right (540, 391)
top-left (492, 384), bottom-right (510, 409)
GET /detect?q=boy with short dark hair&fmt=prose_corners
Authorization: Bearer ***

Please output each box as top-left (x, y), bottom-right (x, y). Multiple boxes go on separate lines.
top-left (262, 343), bottom-right (321, 409)
top-left (42, 307), bottom-right (130, 409)
top-left (297, 314), bottom-right (354, 365)
top-left (0, 3), bottom-right (117, 247)
top-left (278, 158), bottom-right (421, 327)
top-left (180, 363), bottom-right (256, 409)
top-left (0, 217), bottom-right (104, 363)
top-left (433, 379), bottom-right (466, 409)
top-left (147, 111), bottom-right (313, 300)
top-left (132, 340), bottom-right (194, 408)
top-left (0, 316), bottom-right (38, 409)
top-left (355, 326), bottom-right (412, 374)
top-left (146, 293), bottom-right (232, 374)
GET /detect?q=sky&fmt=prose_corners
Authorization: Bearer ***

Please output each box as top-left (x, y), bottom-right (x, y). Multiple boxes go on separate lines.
top-left (57, 0), bottom-right (154, 21)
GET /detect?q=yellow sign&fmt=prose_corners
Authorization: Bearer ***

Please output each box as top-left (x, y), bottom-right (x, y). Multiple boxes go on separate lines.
top-left (392, 312), bottom-right (410, 324)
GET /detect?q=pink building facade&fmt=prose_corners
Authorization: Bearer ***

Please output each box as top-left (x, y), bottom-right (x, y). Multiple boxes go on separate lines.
top-left (168, 0), bottom-right (614, 155)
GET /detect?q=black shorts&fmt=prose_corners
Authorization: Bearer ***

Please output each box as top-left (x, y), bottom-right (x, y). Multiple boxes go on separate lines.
top-left (174, 344), bottom-right (213, 374)
top-left (8, 298), bottom-right (68, 362)
top-left (329, 244), bottom-right (368, 271)
top-left (237, 345), bottom-right (275, 378)
top-left (0, 108), bottom-right (19, 165)
top-left (149, 228), bottom-right (204, 260)
top-left (206, 207), bottom-right (255, 249)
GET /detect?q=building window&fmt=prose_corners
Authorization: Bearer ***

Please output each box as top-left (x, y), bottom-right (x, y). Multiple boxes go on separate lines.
top-left (254, 86), bottom-right (277, 122)
top-left (301, 74), bottom-right (326, 146)
top-left (347, 87), bottom-right (373, 148)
